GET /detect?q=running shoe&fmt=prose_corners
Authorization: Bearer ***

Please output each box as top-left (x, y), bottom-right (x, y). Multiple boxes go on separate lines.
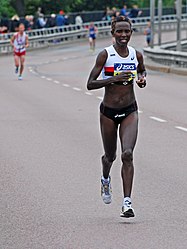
top-left (101, 176), bottom-right (112, 204)
top-left (15, 66), bottom-right (19, 74)
top-left (120, 201), bottom-right (135, 218)
top-left (18, 75), bottom-right (22, 80)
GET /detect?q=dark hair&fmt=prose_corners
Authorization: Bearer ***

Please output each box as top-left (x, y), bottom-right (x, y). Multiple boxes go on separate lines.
top-left (111, 16), bottom-right (132, 34)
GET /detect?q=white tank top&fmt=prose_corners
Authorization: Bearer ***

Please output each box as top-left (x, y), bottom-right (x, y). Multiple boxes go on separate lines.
top-left (13, 32), bottom-right (27, 53)
top-left (102, 45), bottom-right (138, 82)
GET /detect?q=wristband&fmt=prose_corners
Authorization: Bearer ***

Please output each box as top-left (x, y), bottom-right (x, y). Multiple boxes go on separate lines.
top-left (137, 70), bottom-right (147, 78)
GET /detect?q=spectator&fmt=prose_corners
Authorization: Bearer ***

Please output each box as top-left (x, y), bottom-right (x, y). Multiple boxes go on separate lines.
top-left (111, 7), bottom-right (117, 18)
top-left (0, 13), bottom-right (10, 33)
top-left (56, 10), bottom-right (65, 26)
top-left (75, 13), bottom-right (83, 27)
top-left (35, 7), bottom-right (43, 18)
top-left (27, 15), bottom-right (34, 30)
top-left (120, 5), bottom-right (128, 17)
top-left (36, 13), bottom-right (46, 29)
top-left (10, 15), bottom-right (20, 32)
top-left (144, 21), bottom-right (152, 46)
top-left (102, 7), bottom-right (111, 21)
top-left (129, 5), bottom-right (142, 18)
top-left (46, 14), bottom-right (56, 28)
top-left (64, 14), bottom-right (69, 25)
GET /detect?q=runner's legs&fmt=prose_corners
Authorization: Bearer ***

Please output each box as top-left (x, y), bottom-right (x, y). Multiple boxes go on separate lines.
top-left (19, 55), bottom-right (25, 76)
top-left (119, 111), bottom-right (138, 197)
top-left (14, 55), bottom-right (19, 68)
top-left (100, 113), bottom-right (118, 179)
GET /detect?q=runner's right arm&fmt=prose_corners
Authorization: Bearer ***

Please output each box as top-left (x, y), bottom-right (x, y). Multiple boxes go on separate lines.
top-left (10, 35), bottom-right (15, 47)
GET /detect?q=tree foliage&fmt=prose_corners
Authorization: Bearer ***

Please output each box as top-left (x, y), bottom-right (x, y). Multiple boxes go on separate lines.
top-left (0, 0), bottom-right (15, 17)
top-left (0, 0), bottom-right (184, 18)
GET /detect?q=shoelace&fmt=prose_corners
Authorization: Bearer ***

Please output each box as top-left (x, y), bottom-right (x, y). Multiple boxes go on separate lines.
top-left (124, 200), bottom-right (131, 208)
top-left (104, 184), bottom-right (110, 195)
top-left (102, 180), bottom-right (110, 195)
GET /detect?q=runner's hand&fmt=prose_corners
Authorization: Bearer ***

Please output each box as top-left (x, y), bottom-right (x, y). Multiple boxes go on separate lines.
top-left (136, 75), bottom-right (146, 88)
top-left (113, 71), bottom-right (134, 83)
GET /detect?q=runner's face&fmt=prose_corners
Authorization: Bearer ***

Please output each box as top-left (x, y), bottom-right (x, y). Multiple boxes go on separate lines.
top-left (19, 25), bottom-right (25, 33)
top-left (113, 22), bottom-right (132, 46)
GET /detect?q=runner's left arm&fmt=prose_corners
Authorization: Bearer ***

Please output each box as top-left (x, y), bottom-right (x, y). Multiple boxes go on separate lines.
top-left (136, 51), bottom-right (147, 88)
top-left (25, 35), bottom-right (29, 48)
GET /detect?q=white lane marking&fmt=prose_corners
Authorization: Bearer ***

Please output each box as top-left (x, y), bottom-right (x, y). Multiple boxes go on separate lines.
top-left (85, 92), bottom-right (93, 96)
top-left (73, 87), bottom-right (81, 91)
top-left (46, 78), bottom-right (52, 81)
top-left (97, 96), bottom-right (103, 100)
top-left (54, 80), bottom-right (60, 84)
top-left (41, 76), bottom-right (46, 79)
top-left (63, 83), bottom-right (70, 87)
top-left (138, 110), bottom-right (143, 114)
top-left (149, 116), bottom-right (167, 123)
top-left (175, 126), bottom-right (187, 132)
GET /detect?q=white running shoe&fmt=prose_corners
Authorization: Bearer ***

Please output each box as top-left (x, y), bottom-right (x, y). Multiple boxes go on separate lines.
top-left (101, 176), bottom-right (112, 204)
top-left (120, 200), bottom-right (135, 218)
top-left (18, 75), bottom-right (23, 80)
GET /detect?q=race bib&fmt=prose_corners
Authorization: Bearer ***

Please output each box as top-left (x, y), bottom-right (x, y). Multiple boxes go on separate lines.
top-left (114, 63), bottom-right (137, 81)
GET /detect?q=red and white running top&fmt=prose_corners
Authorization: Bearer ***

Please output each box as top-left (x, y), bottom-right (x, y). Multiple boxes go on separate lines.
top-left (13, 32), bottom-right (27, 53)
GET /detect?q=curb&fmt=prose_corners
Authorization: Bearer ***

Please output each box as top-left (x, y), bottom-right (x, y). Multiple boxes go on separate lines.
top-left (145, 58), bottom-right (187, 76)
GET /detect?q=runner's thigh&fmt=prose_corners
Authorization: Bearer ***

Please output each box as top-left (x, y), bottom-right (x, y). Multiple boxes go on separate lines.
top-left (100, 113), bottom-right (118, 157)
top-left (119, 112), bottom-right (138, 151)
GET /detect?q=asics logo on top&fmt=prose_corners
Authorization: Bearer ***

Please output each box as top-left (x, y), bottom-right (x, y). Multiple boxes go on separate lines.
top-left (131, 56), bottom-right (134, 60)
top-left (114, 63), bottom-right (136, 71)
top-left (110, 54), bottom-right (116, 56)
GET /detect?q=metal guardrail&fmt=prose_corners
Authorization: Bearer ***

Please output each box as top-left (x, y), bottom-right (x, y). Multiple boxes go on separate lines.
top-left (144, 40), bottom-right (187, 68)
top-left (1, 14), bottom-right (187, 54)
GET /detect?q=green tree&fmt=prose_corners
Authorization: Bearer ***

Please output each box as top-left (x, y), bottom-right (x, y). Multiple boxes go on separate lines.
top-left (0, 0), bottom-right (15, 17)
top-left (1, 0), bottom-right (183, 18)
top-left (10, 0), bottom-right (25, 16)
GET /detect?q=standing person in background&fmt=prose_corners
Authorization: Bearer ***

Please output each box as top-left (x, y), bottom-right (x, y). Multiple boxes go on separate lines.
top-left (75, 13), bottom-right (83, 27)
top-left (56, 10), bottom-right (65, 27)
top-left (36, 13), bottom-right (46, 29)
top-left (10, 23), bottom-right (29, 80)
top-left (144, 21), bottom-right (152, 46)
top-left (88, 22), bottom-right (98, 51)
top-left (0, 13), bottom-right (9, 33)
top-left (128, 5), bottom-right (142, 18)
top-left (46, 14), bottom-right (56, 28)
top-left (120, 5), bottom-right (128, 17)
top-left (75, 13), bottom-right (83, 39)
top-left (87, 16), bottom-right (147, 218)
top-left (102, 7), bottom-right (111, 21)
top-left (10, 15), bottom-right (20, 32)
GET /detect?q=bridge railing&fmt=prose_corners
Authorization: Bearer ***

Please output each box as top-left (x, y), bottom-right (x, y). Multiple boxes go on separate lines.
top-left (1, 14), bottom-right (187, 54)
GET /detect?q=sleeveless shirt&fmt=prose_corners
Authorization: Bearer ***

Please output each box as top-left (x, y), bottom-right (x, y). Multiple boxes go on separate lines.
top-left (102, 45), bottom-right (138, 82)
top-left (13, 32), bottom-right (27, 53)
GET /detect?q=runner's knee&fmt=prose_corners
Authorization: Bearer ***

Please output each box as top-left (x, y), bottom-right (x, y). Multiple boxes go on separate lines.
top-left (121, 149), bottom-right (133, 164)
top-left (102, 154), bottom-right (116, 164)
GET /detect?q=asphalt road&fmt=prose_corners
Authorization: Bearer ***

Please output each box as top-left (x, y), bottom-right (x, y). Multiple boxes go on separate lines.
top-left (0, 32), bottom-right (187, 249)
